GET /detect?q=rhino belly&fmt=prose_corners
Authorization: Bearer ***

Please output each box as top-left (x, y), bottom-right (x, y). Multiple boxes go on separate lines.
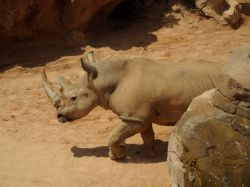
top-left (152, 103), bottom-right (189, 126)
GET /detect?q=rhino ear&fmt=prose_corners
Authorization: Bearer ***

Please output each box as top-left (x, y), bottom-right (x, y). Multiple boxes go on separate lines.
top-left (80, 58), bottom-right (97, 80)
top-left (87, 51), bottom-right (96, 64)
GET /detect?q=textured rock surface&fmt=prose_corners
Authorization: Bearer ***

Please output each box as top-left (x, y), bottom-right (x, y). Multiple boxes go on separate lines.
top-left (167, 44), bottom-right (250, 187)
top-left (0, 0), bottom-right (122, 39)
top-left (196, 0), bottom-right (242, 29)
top-left (218, 44), bottom-right (250, 102)
top-left (0, 0), bottom-right (247, 40)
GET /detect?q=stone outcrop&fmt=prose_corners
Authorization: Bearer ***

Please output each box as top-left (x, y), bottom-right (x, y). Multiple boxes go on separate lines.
top-left (196, 0), bottom-right (242, 29)
top-left (0, 0), bottom-right (247, 40)
top-left (167, 44), bottom-right (250, 187)
top-left (0, 0), bottom-right (122, 39)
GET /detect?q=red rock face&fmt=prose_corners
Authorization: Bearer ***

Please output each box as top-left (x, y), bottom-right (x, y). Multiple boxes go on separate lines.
top-left (0, 0), bottom-right (122, 39)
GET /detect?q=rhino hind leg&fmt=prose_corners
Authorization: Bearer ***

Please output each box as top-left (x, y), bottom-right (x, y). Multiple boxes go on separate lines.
top-left (108, 120), bottom-right (147, 160)
top-left (140, 124), bottom-right (156, 157)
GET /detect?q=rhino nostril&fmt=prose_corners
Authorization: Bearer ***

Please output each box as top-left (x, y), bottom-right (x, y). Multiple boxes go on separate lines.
top-left (57, 113), bottom-right (67, 123)
top-left (57, 114), bottom-right (63, 118)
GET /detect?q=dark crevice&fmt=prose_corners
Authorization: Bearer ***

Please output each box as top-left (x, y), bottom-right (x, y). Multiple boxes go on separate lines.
top-left (87, 0), bottom-right (148, 33)
top-left (56, 0), bottom-right (65, 31)
top-left (107, 0), bottom-right (145, 25)
top-left (241, 3), bottom-right (250, 16)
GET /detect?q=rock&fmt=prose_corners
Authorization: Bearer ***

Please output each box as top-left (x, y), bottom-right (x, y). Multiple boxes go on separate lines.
top-left (167, 44), bottom-right (250, 187)
top-left (236, 101), bottom-right (250, 118)
top-left (65, 31), bottom-right (86, 46)
top-left (2, 118), bottom-right (9, 121)
top-left (168, 90), bottom-right (250, 187)
top-left (223, 0), bottom-right (242, 29)
top-left (212, 89), bottom-right (238, 114)
top-left (232, 115), bottom-right (250, 136)
top-left (196, 0), bottom-right (242, 29)
top-left (0, 0), bottom-right (61, 39)
top-left (218, 44), bottom-right (250, 102)
top-left (0, 0), bottom-right (245, 39)
top-left (0, 0), bottom-right (122, 39)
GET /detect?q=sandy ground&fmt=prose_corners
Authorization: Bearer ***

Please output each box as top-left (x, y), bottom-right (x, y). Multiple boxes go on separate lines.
top-left (0, 9), bottom-right (250, 187)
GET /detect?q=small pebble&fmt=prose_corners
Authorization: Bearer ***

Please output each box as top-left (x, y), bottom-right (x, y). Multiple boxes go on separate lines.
top-left (7, 128), bottom-right (18, 133)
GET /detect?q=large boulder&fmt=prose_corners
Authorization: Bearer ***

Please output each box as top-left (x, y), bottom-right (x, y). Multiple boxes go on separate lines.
top-left (196, 0), bottom-right (242, 29)
top-left (0, 0), bottom-right (122, 39)
top-left (0, 0), bottom-right (246, 40)
top-left (167, 44), bottom-right (250, 187)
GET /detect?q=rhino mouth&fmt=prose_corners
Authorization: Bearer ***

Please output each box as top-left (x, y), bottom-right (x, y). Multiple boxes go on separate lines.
top-left (57, 114), bottom-right (68, 123)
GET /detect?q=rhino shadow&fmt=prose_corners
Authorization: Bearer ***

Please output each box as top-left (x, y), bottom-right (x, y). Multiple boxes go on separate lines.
top-left (71, 139), bottom-right (168, 164)
top-left (71, 145), bottom-right (109, 158)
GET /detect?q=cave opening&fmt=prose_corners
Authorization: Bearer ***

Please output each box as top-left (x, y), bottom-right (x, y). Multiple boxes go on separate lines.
top-left (107, 0), bottom-right (145, 24)
top-left (86, 0), bottom-right (147, 36)
top-left (105, 0), bottom-right (196, 29)
top-left (86, 0), bottom-right (197, 41)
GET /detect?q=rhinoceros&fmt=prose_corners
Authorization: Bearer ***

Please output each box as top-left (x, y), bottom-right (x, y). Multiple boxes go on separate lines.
top-left (41, 52), bottom-right (220, 160)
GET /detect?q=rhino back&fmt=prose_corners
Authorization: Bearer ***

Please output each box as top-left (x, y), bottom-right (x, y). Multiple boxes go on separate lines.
top-left (109, 58), bottom-right (220, 125)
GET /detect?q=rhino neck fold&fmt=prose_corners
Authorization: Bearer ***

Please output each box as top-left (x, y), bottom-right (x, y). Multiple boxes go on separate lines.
top-left (88, 56), bottom-right (129, 110)
top-left (89, 78), bottom-right (114, 110)
top-left (93, 60), bottom-right (129, 109)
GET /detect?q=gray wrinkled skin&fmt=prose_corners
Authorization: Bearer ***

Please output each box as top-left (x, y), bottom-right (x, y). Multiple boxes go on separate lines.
top-left (41, 52), bottom-right (221, 159)
top-left (42, 70), bottom-right (98, 123)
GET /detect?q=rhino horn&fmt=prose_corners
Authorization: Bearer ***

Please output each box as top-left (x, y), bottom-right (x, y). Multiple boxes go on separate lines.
top-left (80, 58), bottom-right (97, 80)
top-left (41, 69), bottom-right (60, 105)
top-left (58, 76), bottom-right (73, 89)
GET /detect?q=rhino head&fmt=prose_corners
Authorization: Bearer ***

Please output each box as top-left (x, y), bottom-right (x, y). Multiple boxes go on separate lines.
top-left (41, 52), bottom-right (99, 123)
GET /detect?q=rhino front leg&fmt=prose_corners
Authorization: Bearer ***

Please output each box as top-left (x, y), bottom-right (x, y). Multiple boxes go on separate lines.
top-left (108, 120), bottom-right (146, 160)
top-left (140, 124), bottom-right (156, 157)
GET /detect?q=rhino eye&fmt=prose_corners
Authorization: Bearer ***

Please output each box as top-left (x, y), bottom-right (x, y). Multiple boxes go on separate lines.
top-left (83, 93), bottom-right (89, 97)
top-left (71, 96), bottom-right (77, 102)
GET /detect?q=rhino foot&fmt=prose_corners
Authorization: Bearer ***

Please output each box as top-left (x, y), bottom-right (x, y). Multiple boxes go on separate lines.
top-left (109, 146), bottom-right (126, 160)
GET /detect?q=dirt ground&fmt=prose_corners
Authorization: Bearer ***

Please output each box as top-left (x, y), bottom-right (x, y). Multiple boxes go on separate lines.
top-left (0, 8), bottom-right (250, 187)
